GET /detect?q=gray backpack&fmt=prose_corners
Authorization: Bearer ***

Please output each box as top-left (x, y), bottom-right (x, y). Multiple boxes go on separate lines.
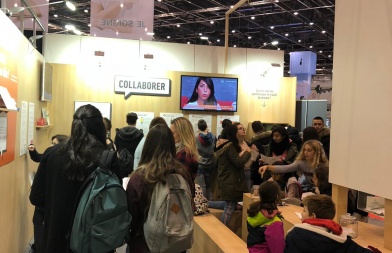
top-left (144, 174), bottom-right (194, 253)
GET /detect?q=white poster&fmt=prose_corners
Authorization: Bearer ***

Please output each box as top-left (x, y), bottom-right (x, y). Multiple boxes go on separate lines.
top-left (134, 112), bottom-right (154, 135)
top-left (74, 101), bottom-right (112, 119)
top-left (159, 112), bottom-right (183, 127)
top-left (19, 101), bottom-right (28, 156)
top-left (188, 114), bottom-right (213, 136)
top-left (90, 0), bottom-right (154, 40)
top-left (27, 102), bottom-right (35, 146)
top-left (216, 115), bottom-right (240, 136)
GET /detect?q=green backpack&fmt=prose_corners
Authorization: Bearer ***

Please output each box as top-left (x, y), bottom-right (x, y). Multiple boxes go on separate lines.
top-left (70, 150), bottom-right (132, 253)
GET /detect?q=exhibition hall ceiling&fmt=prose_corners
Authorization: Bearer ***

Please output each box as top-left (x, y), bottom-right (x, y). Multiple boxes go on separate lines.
top-left (28, 0), bottom-right (337, 75)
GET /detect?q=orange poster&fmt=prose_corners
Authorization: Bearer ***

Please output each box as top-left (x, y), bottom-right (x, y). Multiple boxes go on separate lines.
top-left (0, 48), bottom-right (18, 166)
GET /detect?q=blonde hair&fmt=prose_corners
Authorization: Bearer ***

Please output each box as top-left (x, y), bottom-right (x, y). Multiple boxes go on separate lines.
top-left (296, 140), bottom-right (329, 168)
top-left (171, 117), bottom-right (200, 160)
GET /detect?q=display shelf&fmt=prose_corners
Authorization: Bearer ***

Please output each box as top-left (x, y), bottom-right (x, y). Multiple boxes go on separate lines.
top-left (36, 125), bottom-right (53, 130)
top-left (0, 108), bottom-right (17, 112)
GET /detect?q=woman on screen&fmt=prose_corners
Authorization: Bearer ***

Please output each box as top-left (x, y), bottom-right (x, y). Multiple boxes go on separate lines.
top-left (183, 77), bottom-right (221, 110)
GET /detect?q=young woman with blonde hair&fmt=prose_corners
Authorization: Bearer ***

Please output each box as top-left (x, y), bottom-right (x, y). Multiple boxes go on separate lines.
top-left (170, 117), bottom-right (200, 180)
top-left (259, 140), bottom-right (328, 192)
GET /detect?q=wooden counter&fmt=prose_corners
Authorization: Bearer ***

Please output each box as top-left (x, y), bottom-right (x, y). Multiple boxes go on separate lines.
top-left (242, 193), bottom-right (392, 253)
top-left (190, 213), bottom-right (248, 253)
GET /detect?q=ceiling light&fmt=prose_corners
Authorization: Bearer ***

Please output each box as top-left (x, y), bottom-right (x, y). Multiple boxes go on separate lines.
top-left (248, 36), bottom-right (252, 39)
top-left (167, 36), bottom-right (170, 39)
top-left (322, 30), bottom-right (326, 33)
top-left (233, 45), bottom-right (237, 47)
top-left (88, 23), bottom-right (91, 27)
top-left (65, 1), bottom-right (76, 11)
top-left (210, 21), bottom-right (214, 24)
top-left (263, 42), bottom-right (267, 46)
top-left (309, 22), bottom-right (314, 25)
top-left (309, 45), bottom-right (313, 48)
top-left (158, 0), bottom-right (162, 2)
top-left (319, 50), bottom-right (323, 53)
top-left (230, 5), bottom-right (234, 8)
top-left (294, 12), bottom-right (298, 15)
top-left (277, 48), bottom-right (281, 50)
top-left (298, 39), bottom-right (301, 42)
top-left (270, 26), bottom-right (274, 29)
top-left (200, 36), bottom-right (208, 40)
top-left (84, 9), bottom-right (88, 13)
top-left (251, 16), bottom-right (255, 20)
top-left (285, 33), bottom-right (289, 36)
top-left (146, 32), bottom-right (154, 36)
top-left (271, 41), bottom-right (278, 45)
top-left (120, 3), bottom-right (124, 8)
top-left (176, 24), bottom-right (180, 27)
top-left (328, 55), bottom-right (331, 57)
top-left (232, 30), bottom-right (235, 33)
top-left (187, 42), bottom-right (190, 44)
top-left (217, 39), bottom-right (220, 42)
top-left (199, 33), bottom-right (202, 36)
top-left (54, 14), bottom-right (58, 17)
top-left (65, 24), bottom-right (75, 30)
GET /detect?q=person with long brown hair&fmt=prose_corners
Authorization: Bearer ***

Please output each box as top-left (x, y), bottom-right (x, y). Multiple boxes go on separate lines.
top-left (126, 123), bottom-right (194, 253)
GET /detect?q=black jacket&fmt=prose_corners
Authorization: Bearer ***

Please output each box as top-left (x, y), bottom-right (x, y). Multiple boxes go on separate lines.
top-left (114, 126), bottom-right (144, 157)
top-left (29, 144), bottom-right (121, 253)
top-left (285, 224), bottom-right (372, 253)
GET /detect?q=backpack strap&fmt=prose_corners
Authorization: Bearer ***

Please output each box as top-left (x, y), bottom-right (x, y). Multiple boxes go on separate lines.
top-left (100, 149), bottom-right (115, 170)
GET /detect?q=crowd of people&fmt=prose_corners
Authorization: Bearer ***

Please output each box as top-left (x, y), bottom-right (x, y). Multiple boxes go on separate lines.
top-left (28, 105), bottom-right (379, 253)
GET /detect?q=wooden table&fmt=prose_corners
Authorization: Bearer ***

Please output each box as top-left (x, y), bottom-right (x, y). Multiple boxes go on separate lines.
top-left (242, 193), bottom-right (392, 253)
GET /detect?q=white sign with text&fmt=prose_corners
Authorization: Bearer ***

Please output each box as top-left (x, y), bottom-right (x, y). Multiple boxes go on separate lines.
top-left (114, 76), bottom-right (171, 98)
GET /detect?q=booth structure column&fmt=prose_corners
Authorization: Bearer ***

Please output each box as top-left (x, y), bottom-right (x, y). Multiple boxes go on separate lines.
top-left (290, 51), bottom-right (316, 99)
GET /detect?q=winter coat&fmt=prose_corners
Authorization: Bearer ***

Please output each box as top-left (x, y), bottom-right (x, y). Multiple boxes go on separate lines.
top-left (285, 219), bottom-right (373, 253)
top-left (247, 209), bottom-right (285, 253)
top-left (215, 141), bottom-right (251, 201)
top-left (196, 132), bottom-right (216, 170)
top-left (251, 131), bottom-right (272, 154)
top-left (29, 144), bottom-right (121, 253)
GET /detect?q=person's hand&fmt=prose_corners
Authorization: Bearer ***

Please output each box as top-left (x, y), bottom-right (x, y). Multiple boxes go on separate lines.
top-left (258, 165), bottom-right (268, 176)
top-left (368, 245), bottom-right (381, 253)
top-left (28, 144), bottom-right (35, 151)
top-left (250, 144), bottom-right (258, 151)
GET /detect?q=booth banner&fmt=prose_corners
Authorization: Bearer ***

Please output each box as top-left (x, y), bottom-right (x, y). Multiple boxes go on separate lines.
top-left (114, 76), bottom-right (171, 98)
top-left (7, 0), bottom-right (49, 31)
top-left (90, 0), bottom-right (154, 40)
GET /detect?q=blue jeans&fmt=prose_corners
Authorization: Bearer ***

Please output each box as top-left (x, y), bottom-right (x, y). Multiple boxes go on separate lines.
top-left (196, 168), bottom-right (213, 200)
top-left (208, 200), bottom-right (225, 209)
top-left (221, 201), bottom-right (237, 227)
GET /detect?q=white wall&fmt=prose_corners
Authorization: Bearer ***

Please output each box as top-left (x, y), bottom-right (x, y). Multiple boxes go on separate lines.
top-left (330, 0), bottom-right (392, 199)
top-left (43, 34), bottom-right (284, 77)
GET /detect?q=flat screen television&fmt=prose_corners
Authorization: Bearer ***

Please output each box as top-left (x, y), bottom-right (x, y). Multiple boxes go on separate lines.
top-left (40, 61), bottom-right (53, 101)
top-left (180, 75), bottom-right (238, 112)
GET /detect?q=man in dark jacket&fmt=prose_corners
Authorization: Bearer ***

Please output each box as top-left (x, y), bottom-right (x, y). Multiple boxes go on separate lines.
top-left (114, 112), bottom-right (144, 177)
top-left (312, 116), bottom-right (330, 158)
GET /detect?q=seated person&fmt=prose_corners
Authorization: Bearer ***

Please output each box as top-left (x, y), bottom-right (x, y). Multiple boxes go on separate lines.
top-left (183, 77), bottom-right (221, 110)
top-left (285, 195), bottom-right (381, 253)
top-left (271, 171), bottom-right (302, 200)
top-left (313, 166), bottom-right (332, 196)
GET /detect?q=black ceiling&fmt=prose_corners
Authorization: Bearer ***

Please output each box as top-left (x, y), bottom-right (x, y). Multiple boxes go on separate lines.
top-left (44, 0), bottom-right (335, 75)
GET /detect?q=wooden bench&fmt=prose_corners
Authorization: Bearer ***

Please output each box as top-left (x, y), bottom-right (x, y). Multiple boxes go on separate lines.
top-left (208, 208), bottom-right (243, 237)
top-left (189, 213), bottom-right (248, 253)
